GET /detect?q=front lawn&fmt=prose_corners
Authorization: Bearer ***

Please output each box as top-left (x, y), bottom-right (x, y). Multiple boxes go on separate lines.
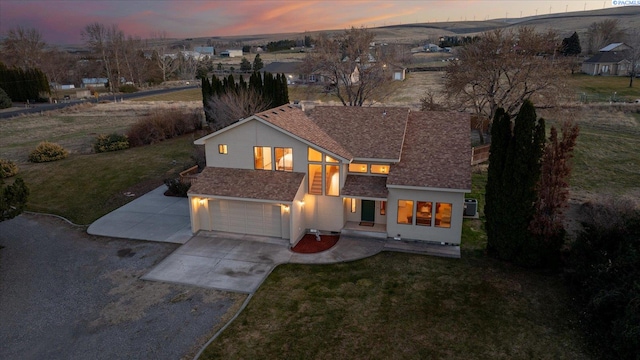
top-left (201, 251), bottom-right (588, 359)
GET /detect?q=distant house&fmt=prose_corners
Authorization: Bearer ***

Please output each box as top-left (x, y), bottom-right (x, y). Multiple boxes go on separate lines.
top-left (424, 43), bottom-right (442, 52)
top-left (582, 43), bottom-right (633, 76)
top-left (194, 46), bottom-right (214, 56)
top-left (385, 64), bottom-right (406, 81)
top-left (220, 49), bottom-right (243, 58)
top-left (81, 78), bottom-right (108, 88)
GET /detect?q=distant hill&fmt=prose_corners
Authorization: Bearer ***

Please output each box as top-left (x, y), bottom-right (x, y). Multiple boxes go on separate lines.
top-left (59, 6), bottom-right (639, 51)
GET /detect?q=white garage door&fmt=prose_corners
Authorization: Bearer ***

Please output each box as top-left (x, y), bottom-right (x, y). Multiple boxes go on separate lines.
top-left (210, 200), bottom-right (282, 238)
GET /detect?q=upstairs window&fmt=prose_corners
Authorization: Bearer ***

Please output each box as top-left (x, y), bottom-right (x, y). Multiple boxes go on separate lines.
top-left (254, 146), bottom-right (272, 170)
top-left (348, 163), bottom-right (368, 173)
top-left (275, 147), bottom-right (293, 172)
top-left (371, 164), bottom-right (390, 174)
top-left (218, 144), bottom-right (228, 154)
top-left (308, 147), bottom-right (322, 162)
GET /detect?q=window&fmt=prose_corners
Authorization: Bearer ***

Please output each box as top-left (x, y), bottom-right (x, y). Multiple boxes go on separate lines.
top-left (275, 147), bottom-right (293, 172)
top-left (325, 155), bottom-right (338, 163)
top-left (325, 165), bottom-right (340, 196)
top-left (308, 147), bottom-right (340, 196)
top-left (397, 200), bottom-right (414, 224)
top-left (348, 163), bottom-right (368, 173)
top-left (371, 164), bottom-right (390, 174)
top-left (308, 164), bottom-right (322, 195)
top-left (350, 198), bottom-right (356, 213)
top-left (380, 201), bottom-right (386, 215)
top-left (218, 144), bottom-right (228, 154)
top-left (308, 147), bottom-right (322, 162)
top-left (416, 201), bottom-right (432, 226)
top-left (254, 146), bottom-right (272, 170)
top-left (435, 202), bottom-right (452, 228)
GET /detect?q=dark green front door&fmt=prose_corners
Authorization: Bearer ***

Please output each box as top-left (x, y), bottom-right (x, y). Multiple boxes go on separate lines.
top-left (361, 200), bottom-right (375, 222)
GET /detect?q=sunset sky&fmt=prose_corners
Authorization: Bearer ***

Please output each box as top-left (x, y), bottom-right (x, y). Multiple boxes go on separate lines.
top-left (0, 0), bottom-right (623, 44)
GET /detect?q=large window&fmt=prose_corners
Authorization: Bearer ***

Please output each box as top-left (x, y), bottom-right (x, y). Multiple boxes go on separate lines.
top-left (348, 163), bottom-right (368, 173)
top-left (254, 146), bottom-right (272, 170)
top-left (275, 147), bottom-right (293, 172)
top-left (308, 147), bottom-right (322, 162)
top-left (416, 201), bottom-right (432, 226)
top-left (308, 164), bottom-right (322, 195)
top-left (397, 200), bottom-right (414, 224)
top-left (325, 165), bottom-right (340, 196)
top-left (307, 147), bottom-right (340, 196)
top-left (371, 164), bottom-right (390, 174)
top-left (435, 202), bottom-right (452, 228)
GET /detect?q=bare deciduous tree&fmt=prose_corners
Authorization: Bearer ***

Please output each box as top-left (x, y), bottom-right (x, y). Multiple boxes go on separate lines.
top-left (150, 31), bottom-right (178, 82)
top-left (82, 23), bottom-right (116, 92)
top-left (40, 48), bottom-right (76, 98)
top-left (204, 89), bottom-right (270, 131)
top-left (624, 28), bottom-right (640, 88)
top-left (442, 27), bottom-right (568, 143)
top-left (0, 26), bottom-right (46, 70)
top-left (302, 27), bottom-right (391, 106)
top-left (586, 19), bottom-right (626, 54)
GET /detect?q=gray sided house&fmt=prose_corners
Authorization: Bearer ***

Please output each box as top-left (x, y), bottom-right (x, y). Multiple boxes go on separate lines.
top-left (188, 105), bottom-right (471, 247)
top-left (582, 43), bottom-right (633, 76)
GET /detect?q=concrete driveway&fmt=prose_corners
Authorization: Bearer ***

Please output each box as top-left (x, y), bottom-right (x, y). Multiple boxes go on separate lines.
top-left (89, 186), bottom-right (458, 294)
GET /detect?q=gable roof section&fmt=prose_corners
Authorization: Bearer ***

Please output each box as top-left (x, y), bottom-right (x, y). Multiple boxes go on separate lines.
top-left (584, 50), bottom-right (630, 64)
top-left (189, 167), bottom-right (305, 202)
top-left (599, 43), bottom-right (627, 52)
top-left (307, 106), bottom-right (409, 161)
top-left (387, 111), bottom-right (471, 190)
top-left (255, 105), bottom-right (353, 160)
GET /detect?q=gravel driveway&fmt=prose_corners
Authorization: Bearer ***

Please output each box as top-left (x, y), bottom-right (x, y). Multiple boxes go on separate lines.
top-left (0, 214), bottom-right (245, 360)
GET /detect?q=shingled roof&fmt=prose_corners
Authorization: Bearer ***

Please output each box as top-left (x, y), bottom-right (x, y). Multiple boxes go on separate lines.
top-left (341, 175), bottom-right (389, 199)
top-left (255, 105), bottom-right (353, 160)
top-left (387, 111), bottom-right (471, 190)
top-left (308, 106), bottom-right (409, 161)
top-left (189, 167), bottom-right (305, 202)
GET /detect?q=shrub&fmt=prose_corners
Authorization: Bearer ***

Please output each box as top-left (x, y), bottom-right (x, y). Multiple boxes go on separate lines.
top-left (0, 87), bottom-right (11, 109)
top-left (0, 158), bottom-right (19, 178)
top-left (118, 84), bottom-right (138, 93)
top-left (164, 178), bottom-right (191, 197)
top-left (93, 133), bottom-right (129, 153)
top-left (28, 141), bottom-right (69, 163)
top-left (566, 197), bottom-right (640, 360)
top-left (126, 109), bottom-right (202, 147)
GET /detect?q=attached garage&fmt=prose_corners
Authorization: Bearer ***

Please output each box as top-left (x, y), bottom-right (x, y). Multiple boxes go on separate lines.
top-left (210, 200), bottom-right (282, 238)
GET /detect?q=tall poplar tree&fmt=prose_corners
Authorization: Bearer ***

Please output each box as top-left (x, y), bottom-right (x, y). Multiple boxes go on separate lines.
top-left (485, 100), bottom-right (546, 266)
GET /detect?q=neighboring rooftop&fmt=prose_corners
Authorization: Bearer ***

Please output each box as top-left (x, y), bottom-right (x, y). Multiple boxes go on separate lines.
top-left (599, 43), bottom-right (627, 52)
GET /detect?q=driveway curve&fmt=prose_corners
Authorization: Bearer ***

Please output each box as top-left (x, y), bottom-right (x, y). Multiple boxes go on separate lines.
top-left (0, 214), bottom-right (244, 360)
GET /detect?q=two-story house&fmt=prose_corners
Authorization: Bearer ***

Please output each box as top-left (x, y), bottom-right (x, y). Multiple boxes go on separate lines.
top-left (188, 104), bottom-right (471, 246)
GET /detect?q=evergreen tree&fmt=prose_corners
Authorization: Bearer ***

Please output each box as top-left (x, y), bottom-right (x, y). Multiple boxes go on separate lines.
top-left (1, 177), bottom-right (29, 222)
top-left (561, 32), bottom-right (582, 56)
top-left (240, 57), bottom-right (251, 72)
top-left (485, 100), bottom-right (546, 266)
top-left (252, 54), bottom-right (264, 71)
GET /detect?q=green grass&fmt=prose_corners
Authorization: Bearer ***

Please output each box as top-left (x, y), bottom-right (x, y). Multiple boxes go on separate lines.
top-left (19, 135), bottom-right (196, 224)
top-left (202, 251), bottom-right (588, 359)
top-left (567, 110), bottom-right (640, 196)
top-left (568, 74), bottom-right (639, 102)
